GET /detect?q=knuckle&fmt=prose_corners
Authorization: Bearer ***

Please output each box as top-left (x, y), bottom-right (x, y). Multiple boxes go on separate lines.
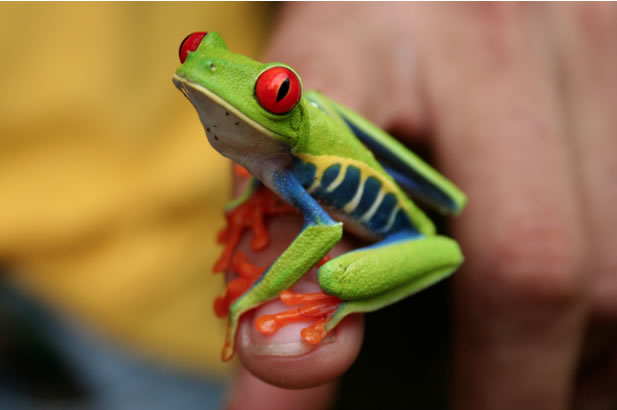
top-left (463, 3), bottom-right (534, 39)
top-left (467, 2), bottom-right (524, 23)
top-left (573, 3), bottom-right (617, 43)
top-left (487, 215), bottom-right (587, 308)
top-left (455, 3), bottom-right (533, 70)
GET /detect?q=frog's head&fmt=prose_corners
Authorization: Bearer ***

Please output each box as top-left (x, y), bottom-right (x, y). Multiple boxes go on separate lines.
top-left (173, 32), bottom-right (306, 170)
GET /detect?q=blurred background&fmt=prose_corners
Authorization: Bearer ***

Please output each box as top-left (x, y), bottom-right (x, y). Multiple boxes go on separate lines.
top-left (0, 3), bottom-right (274, 408)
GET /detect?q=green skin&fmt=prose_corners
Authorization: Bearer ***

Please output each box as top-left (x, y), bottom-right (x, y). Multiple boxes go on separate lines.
top-left (173, 32), bottom-right (466, 361)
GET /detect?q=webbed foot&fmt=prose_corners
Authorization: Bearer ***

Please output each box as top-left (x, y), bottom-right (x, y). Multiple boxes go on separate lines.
top-left (213, 185), bottom-right (296, 273)
top-left (255, 288), bottom-right (342, 344)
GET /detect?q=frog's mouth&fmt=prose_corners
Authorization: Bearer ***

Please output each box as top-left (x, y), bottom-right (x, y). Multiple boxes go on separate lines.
top-left (173, 74), bottom-right (290, 174)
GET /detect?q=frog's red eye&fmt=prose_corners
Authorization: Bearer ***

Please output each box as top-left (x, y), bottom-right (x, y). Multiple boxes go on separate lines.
top-left (255, 67), bottom-right (301, 114)
top-left (179, 32), bottom-right (207, 63)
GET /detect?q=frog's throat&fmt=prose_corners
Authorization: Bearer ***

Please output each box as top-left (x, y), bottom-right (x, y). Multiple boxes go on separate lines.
top-left (172, 74), bottom-right (291, 177)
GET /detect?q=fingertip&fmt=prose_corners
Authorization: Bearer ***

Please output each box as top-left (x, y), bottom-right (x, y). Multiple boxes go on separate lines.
top-left (226, 368), bottom-right (339, 410)
top-left (235, 310), bottom-right (364, 389)
top-left (227, 176), bottom-right (365, 389)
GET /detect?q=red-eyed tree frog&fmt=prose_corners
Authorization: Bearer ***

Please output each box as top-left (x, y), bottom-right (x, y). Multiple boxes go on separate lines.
top-left (173, 32), bottom-right (466, 361)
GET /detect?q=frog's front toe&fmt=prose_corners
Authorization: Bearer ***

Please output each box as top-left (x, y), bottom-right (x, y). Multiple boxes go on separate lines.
top-left (255, 289), bottom-right (342, 344)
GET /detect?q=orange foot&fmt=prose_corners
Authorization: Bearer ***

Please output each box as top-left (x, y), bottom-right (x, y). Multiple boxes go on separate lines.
top-left (255, 289), bottom-right (342, 345)
top-left (213, 184), bottom-right (296, 274)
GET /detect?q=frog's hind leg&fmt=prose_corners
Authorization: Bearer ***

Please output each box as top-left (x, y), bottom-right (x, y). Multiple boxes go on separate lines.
top-left (321, 232), bottom-right (463, 340)
top-left (256, 231), bottom-right (463, 344)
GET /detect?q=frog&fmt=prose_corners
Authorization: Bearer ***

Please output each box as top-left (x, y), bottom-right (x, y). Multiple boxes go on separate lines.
top-left (173, 32), bottom-right (466, 361)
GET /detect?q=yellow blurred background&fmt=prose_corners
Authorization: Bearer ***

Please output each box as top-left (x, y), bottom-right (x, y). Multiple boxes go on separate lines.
top-left (0, 2), bottom-right (274, 377)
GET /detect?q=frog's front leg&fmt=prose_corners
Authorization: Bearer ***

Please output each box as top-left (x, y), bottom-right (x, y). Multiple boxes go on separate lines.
top-left (222, 171), bottom-right (343, 361)
top-left (257, 231), bottom-right (463, 344)
top-left (213, 176), bottom-right (294, 275)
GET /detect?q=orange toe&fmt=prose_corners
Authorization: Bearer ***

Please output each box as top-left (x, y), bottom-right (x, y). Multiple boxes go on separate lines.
top-left (213, 185), bottom-right (296, 273)
top-left (255, 290), bottom-right (341, 345)
top-left (300, 318), bottom-right (328, 344)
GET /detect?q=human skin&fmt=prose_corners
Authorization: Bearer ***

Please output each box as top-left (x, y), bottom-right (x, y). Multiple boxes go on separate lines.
top-left (226, 3), bottom-right (617, 410)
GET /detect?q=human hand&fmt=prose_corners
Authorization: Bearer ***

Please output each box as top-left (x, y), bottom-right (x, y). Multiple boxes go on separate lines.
top-left (227, 3), bottom-right (617, 409)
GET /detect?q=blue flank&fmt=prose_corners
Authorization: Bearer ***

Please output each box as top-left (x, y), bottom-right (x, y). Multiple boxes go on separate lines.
top-left (367, 193), bottom-right (397, 230)
top-left (321, 165), bottom-right (361, 210)
top-left (291, 157), bottom-right (418, 237)
top-left (338, 115), bottom-right (459, 214)
top-left (293, 158), bottom-right (317, 189)
top-left (321, 164), bottom-right (341, 187)
top-left (390, 209), bottom-right (417, 235)
top-left (350, 176), bottom-right (381, 219)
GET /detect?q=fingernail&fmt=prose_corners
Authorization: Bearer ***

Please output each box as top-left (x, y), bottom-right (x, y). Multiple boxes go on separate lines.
top-left (240, 280), bottom-right (335, 357)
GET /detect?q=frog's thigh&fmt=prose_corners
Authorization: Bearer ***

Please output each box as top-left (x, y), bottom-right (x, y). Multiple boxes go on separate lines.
top-left (318, 233), bottom-right (463, 303)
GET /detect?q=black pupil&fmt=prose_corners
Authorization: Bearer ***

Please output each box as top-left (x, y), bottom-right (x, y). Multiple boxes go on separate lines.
top-left (276, 77), bottom-right (290, 102)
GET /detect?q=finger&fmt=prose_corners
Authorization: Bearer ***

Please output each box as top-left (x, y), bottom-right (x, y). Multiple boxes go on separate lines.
top-left (551, 3), bottom-right (617, 318)
top-left (550, 5), bottom-right (617, 408)
top-left (418, 4), bottom-right (588, 409)
top-left (229, 152), bottom-right (364, 388)
top-left (230, 209), bottom-right (364, 388)
top-left (226, 367), bottom-right (338, 410)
